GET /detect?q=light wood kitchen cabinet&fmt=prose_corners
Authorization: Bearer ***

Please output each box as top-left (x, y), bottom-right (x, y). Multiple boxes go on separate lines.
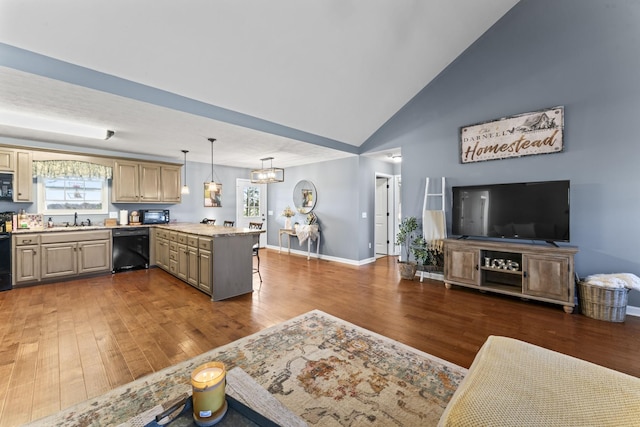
top-left (139, 163), bottom-right (161, 202)
top-left (0, 149), bottom-right (13, 171)
top-left (176, 242), bottom-right (188, 281)
top-left (154, 229), bottom-right (170, 270)
top-left (443, 239), bottom-right (578, 313)
top-left (41, 242), bottom-right (78, 279)
top-left (41, 230), bottom-right (111, 280)
top-left (14, 150), bottom-right (33, 202)
top-left (112, 160), bottom-right (181, 203)
top-left (174, 233), bottom-right (199, 288)
top-left (14, 233), bottom-right (41, 284)
top-left (112, 161), bottom-right (140, 202)
top-left (78, 240), bottom-right (112, 273)
top-left (13, 230), bottom-right (111, 286)
top-left (160, 165), bottom-right (181, 202)
top-left (197, 238), bottom-right (213, 294)
top-left (187, 244), bottom-right (199, 287)
top-left (154, 230), bottom-right (212, 295)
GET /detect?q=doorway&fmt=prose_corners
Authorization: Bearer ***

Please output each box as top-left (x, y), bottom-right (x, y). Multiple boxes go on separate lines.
top-left (374, 173), bottom-right (398, 257)
top-left (236, 179), bottom-right (267, 247)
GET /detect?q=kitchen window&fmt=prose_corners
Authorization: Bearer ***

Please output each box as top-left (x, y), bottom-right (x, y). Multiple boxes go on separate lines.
top-left (38, 177), bottom-right (109, 215)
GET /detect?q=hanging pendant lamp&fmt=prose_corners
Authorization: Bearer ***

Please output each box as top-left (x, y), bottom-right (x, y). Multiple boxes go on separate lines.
top-left (181, 150), bottom-right (190, 195)
top-left (250, 157), bottom-right (284, 184)
top-left (205, 138), bottom-right (220, 192)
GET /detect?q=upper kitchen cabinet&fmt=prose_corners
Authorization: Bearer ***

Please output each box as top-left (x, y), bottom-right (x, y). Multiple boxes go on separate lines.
top-left (14, 150), bottom-right (33, 202)
top-left (160, 165), bottom-right (181, 203)
top-left (0, 149), bottom-right (13, 171)
top-left (112, 160), bottom-right (181, 203)
top-left (0, 148), bottom-right (33, 202)
top-left (139, 163), bottom-right (162, 202)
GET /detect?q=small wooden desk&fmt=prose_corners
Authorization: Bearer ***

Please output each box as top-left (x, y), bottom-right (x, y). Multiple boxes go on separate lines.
top-left (279, 227), bottom-right (320, 260)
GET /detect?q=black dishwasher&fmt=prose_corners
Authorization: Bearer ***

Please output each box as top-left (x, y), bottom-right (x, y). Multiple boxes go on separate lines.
top-left (112, 227), bottom-right (150, 273)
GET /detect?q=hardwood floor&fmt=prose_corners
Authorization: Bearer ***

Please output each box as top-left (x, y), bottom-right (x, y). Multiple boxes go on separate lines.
top-left (1, 250), bottom-right (639, 426)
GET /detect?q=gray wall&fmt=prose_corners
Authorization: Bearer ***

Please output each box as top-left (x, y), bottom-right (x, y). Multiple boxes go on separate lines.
top-left (361, 0), bottom-right (640, 305)
top-left (267, 157), bottom-right (361, 261)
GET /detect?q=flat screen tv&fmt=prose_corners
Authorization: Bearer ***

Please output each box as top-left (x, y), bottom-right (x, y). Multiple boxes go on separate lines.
top-left (451, 180), bottom-right (570, 243)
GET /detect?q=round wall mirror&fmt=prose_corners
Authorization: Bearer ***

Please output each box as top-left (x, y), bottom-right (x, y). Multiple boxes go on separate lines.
top-left (293, 180), bottom-right (317, 214)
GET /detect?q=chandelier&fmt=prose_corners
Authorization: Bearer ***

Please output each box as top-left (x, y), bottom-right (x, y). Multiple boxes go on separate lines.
top-left (250, 157), bottom-right (284, 184)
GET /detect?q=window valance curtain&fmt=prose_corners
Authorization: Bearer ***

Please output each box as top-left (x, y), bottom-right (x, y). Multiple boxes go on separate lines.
top-left (33, 160), bottom-right (113, 180)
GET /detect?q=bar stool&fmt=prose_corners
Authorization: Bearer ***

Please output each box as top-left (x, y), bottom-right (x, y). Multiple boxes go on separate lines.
top-left (223, 220), bottom-right (235, 227)
top-left (249, 222), bottom-right (263, 286)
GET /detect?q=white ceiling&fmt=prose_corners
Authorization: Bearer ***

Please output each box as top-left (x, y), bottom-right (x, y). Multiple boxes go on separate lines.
top-left (0, 0), bottom-right (518, 168)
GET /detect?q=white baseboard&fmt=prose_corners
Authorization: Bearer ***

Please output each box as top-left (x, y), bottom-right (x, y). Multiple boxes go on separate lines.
top-left (265, 244), bottom-right (374, 266)
top-left (626, 305), bottom-right (640, 317)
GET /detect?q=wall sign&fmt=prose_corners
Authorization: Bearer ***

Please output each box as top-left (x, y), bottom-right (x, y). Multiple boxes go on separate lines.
top-left (460, 106), bottom-right (564, 164)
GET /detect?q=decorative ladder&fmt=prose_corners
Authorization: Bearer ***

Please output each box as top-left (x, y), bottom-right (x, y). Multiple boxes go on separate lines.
top-left (420, 177), bottom-right (446, 282)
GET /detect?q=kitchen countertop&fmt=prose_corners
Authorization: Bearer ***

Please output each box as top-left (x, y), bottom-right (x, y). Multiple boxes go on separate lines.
top-left (155, 223), bottom-right (264, 237)
top-left (11, 222), bottom-right (264, 237)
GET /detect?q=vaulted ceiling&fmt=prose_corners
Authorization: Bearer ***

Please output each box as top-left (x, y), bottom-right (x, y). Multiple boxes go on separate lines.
top-left (0, 0), bottom-right (519, 168)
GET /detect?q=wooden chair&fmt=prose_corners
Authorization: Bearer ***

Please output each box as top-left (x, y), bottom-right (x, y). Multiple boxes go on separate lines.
top-left (248, 222), bottom-right (263, 285)
top-left (223, 220), bottom-right (235, 227)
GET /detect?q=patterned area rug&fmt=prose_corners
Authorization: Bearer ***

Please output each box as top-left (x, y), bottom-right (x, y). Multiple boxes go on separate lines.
top-left (29, 310), bottom-right (467, 426)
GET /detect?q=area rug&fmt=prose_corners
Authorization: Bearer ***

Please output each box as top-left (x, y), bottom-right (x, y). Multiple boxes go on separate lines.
top-left (29, 310), bottom-right (467, 426)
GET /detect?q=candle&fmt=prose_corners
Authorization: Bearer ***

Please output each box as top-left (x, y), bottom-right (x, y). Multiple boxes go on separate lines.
top-left (191, 361), bottom-right (227, 426)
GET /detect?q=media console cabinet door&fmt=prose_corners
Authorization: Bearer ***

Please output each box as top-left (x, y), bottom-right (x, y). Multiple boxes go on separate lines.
top-left (445, 246), bottom-right (479, 286)
top-left (522, 254), bottom-right (572, 302)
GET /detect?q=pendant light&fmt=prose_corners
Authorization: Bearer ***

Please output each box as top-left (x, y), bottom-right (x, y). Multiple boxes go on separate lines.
top-left (181, 149), bottom-right (190, 195)
top-left (205, 138), bottom-right (221, 192)
top-left (250, 157), bottom-right (285, 183)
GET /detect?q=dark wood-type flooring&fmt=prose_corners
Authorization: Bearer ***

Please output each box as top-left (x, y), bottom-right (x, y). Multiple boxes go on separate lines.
top-left (1, 249), bottom-right (639, 426)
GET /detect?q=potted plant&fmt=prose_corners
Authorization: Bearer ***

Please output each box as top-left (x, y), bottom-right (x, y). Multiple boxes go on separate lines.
top-left (396, 216), bottom-right (419, 280)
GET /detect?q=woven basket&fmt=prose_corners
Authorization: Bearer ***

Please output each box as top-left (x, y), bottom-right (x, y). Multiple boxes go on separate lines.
top-left (578, 281), bottom-right (629, 322)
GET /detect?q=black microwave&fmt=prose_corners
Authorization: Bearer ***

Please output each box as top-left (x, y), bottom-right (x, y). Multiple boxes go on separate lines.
top-left (139, 209), bottom-right (170, 224)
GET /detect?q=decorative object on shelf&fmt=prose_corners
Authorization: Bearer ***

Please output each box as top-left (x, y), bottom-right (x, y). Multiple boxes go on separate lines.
top-left (281, 205), bottom-right (295, 229)
top-left (460, 106), bottom-right (564, 164)
top-left (204, 138), bottom-right (221, 194)
top-left (250, 157), bottom-right (284, 184)
top-left (293, 179), bottom-right (317, 213)
top-left (396, 216), bottom-right (419, 280)
top-left (204, 182), bottom-right (222, 207)
top-left (181, 150), bottom-right (190, 195)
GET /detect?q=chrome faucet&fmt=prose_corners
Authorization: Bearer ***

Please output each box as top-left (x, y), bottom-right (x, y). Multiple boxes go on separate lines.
top-left (73, 212), bottom-right (78, 226)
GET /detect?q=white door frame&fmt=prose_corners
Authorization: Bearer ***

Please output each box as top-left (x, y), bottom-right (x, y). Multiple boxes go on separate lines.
top-left (374, 172), bottom-right (398, 256)
top-left (236, 178), bottom-right (267, 247)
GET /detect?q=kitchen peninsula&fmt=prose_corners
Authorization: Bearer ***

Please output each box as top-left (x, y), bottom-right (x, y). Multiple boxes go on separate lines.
top-left (12, 223), bottom-right (263, 301)
top-left (152, 223), bottom-right (263, 301)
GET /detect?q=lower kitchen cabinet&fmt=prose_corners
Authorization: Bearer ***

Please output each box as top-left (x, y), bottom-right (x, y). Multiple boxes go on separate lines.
top-left (161, 232), bottom-right (205, 292)
top-left (197, 239), bottom-right (212, 294)
top-left (14, 234), bottom-right (41, 284)
top-left (41, 242), bottom-right (78, 279)
top-left (13, 230), bottom-right (112, 287)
